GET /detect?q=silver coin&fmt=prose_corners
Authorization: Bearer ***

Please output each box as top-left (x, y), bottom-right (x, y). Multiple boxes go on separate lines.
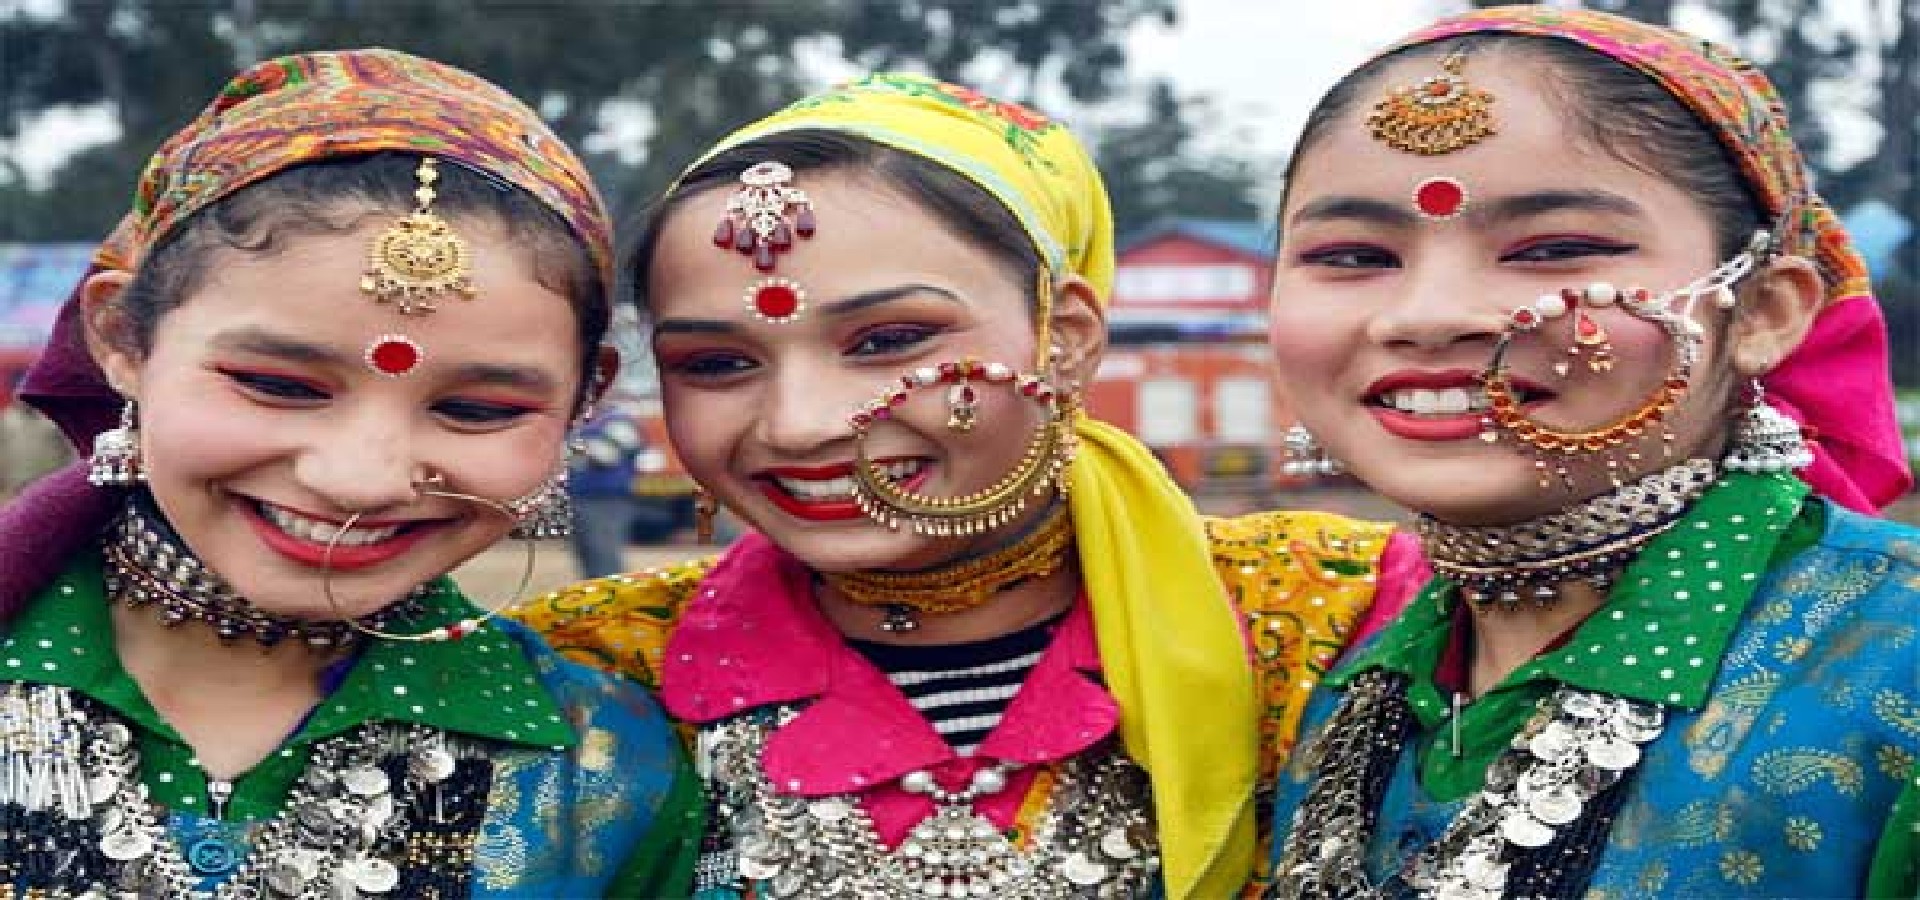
top-left (807, 798), bottom-right (852, 823)
top-left (341, 766), bottom-right (390, 797)
top-left (1527, 786), bottom-right (1585, 825)
top-left (1586, 738), bottom-right (1641, 771)
top-left (411, 747), bottom-right (456, 782)
top-left (1100, 827), bottom-right (1139, 860)
top-left (87, 772), bottom-right (121, 805)
top-left (1499, 812), bottom-right (1555, 848)
top-left (1062, 852), bottom-right (1109, 886)
top-left (1526, 725), bottom-right (1573, 761)
top-left (98, 721), bottom-right (133, 749)
top-left (738, 851), bottom-right (783, 881)
top-left (99, 829), bottom-right (153, 861)
top-left (348, 856), bottom-right (400, 893)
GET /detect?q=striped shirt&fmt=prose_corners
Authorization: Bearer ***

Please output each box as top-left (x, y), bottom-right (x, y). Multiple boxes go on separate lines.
top-left (847, 614), bottom-right (1064, 756)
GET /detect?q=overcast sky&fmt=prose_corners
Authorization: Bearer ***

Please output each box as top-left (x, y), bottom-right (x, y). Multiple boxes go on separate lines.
top-left (2, 0), bottom-right (1881, 185)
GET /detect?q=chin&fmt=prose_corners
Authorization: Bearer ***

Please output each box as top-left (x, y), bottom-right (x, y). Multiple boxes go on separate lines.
top-left (1357, 459), bottom-right (1565, 526)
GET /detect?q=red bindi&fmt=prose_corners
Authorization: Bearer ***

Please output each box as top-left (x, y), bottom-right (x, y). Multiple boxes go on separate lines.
top-left (745, 277), bottom-right (806, 323)
top-left (1413, 176), bottom-right (1468, 220)
top-left (366, 334), bottom-right (423, 376)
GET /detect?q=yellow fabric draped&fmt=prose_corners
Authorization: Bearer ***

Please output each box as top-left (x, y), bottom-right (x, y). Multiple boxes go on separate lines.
top-left (699, 73), bottom-right (1261, 898)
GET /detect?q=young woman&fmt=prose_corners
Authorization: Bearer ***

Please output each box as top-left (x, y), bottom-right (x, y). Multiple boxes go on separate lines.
top-left (0, 50), bottom-right (698, 897)
top-left (516, 73), bottom-right (1423, 898)
top-left (1260, 7), bottom-right (1918, 897)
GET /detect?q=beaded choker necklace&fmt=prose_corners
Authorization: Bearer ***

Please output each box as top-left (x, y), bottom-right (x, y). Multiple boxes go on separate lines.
top-left (1415, 458), bottom-right (1718, 612)
top-left (822, 502), bottom-right (1075, 632)
top-left (102, 492), bottom-right (426, 649)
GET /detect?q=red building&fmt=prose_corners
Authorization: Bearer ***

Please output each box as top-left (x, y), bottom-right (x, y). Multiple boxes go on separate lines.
top-left (1088, 219), bottom-right (1299, 496)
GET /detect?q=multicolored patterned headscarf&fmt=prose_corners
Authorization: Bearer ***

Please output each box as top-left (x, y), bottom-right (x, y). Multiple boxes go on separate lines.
top-left (1, 48), bottom-right (613, 612)
top-left (1389, 6), bottom-right (1911, 512)
top-left (692, 74), bottom-right (1256, 899)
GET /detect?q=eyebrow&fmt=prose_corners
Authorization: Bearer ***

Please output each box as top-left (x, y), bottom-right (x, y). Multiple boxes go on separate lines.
top-left (211, 327), bottom-right (558, 393)
top-left (651, 283), bottom-right (964, 336)
top-left (445, 362), bottom-right (559, 394)
top-left (1288, 188), bottom-right (1648, 230)
top-left (210, 327), bottom-right (345, 364)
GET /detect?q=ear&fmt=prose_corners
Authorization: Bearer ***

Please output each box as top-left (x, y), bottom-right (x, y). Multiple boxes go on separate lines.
top-left (1726, 254), bottom-right (1823, 377)
top-left (80, 269), bottom-right (143, 397)
top-left (1046, 274), bottom-right (1107, 388)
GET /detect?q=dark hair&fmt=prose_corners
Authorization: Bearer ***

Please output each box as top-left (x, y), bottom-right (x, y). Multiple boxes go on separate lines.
top-left (625, 130), bottom-right (1039, 314)
top-left (1283, 33), bottom-right (1769, 259)
top-left (119, 152), bottom-right (608, 401)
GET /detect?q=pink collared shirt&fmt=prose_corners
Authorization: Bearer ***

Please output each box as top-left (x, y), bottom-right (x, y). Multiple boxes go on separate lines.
top-left (661, 533), bottom-right (1120, 845)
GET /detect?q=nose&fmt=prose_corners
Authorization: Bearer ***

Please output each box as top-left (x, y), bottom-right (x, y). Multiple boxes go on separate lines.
top-left (753, 356), bottom-right (863, 456)
top-left (293, 410), bottom-right (425, 513)
top-left (1363, 252), bottom-right (1511, 354)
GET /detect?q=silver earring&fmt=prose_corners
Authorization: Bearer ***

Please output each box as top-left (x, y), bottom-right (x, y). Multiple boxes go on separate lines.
top-left (506, 471), bottom-right (572, 539)
top-left (507, 435), bottom-right (579, 539)
top-left (88, 400), bottom-right (145, 487)
top-left (1281, 423), bottom-right (1344, 478)
top-left (1723, 381), bottom-right (1812, 473)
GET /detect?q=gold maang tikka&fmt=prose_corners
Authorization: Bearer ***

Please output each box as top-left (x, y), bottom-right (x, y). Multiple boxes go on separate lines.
top-left (361, 157), bottom-right (477, 314)
top-left (1368, 49), bottom-right (1496, 155)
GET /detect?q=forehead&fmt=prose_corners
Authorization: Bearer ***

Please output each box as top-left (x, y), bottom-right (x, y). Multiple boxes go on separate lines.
top-left (166, 220), bottom-right (580, 365)
top-left (1287, 50), bottom-right (1674, 211)
top-left (646, 169), bottom-right (1027, 319)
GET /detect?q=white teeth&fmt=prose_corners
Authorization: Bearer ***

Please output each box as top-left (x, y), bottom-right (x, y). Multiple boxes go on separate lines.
top-left (261, 504), bottom-right (402, 546)
top-left (773, 461), bottom-right (923, 501)
top-left (1381, 387), bottom-right (1488, 416)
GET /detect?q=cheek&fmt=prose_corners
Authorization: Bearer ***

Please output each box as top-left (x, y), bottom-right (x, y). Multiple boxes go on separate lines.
top-left (138, 390), bottom-right (284, 476)
top-left (1267, 307), bottom-right (1347, 382)
top-left (660, 385), bottom-right (729, 475)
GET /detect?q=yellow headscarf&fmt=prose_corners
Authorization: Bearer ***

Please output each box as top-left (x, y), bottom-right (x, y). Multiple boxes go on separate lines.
top-left (696, 73), bottom-right (1259, 899)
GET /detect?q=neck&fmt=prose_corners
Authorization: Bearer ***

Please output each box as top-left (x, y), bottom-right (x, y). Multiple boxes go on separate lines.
top-left (110, 601), bottom-right (344, 779)
top-left (818, 556), bottom-right (1081, 645)
top-left (1462, 580), bottom-right (1607, 698)
top-left (1420, 458), bottom-right (1720, 697)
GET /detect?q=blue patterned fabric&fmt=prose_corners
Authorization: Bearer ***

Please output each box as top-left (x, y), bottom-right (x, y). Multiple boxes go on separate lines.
top-left (1271, 501), bottom-right (1920, 897)
top-left (122, 621), bottom-right (690, 898)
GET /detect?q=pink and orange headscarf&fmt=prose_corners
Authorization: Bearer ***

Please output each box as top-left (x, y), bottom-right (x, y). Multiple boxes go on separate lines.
top-left (1391, 6), bottom-right (1910, 511)
top-left (1, 48), bottom-right (612, 611)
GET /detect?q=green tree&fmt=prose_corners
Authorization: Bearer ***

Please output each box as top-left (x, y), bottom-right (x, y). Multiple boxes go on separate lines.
top-left (1094, 80), bottom-right (1261, 238)
top-left (0, 0), bottom-right (1171, 241)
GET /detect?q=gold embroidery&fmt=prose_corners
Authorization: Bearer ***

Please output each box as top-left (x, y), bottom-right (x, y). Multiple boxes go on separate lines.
top-left (1719, 849), bottom-right (1764, 886)
top-left (1873, 688), bottom-right (1920, 740)
top-left (1663, 798), bottom-right (1737, 849)
top-left (1751, 747), bottom-right (1865, 797)
top-left (1783, 815), bottom-right (1823, 851)
top-left (1877, 744), bottom-right (1915, 778)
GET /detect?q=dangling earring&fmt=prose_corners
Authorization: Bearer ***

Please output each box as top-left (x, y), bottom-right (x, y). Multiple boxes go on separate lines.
top-left (694, 488), bottom-right (719, 544)
top-left (506, 472), bottom-right (572, 540)
top-left (507, 435), bottom-right (578, 540)
top-left (1723, 381), bottom-right (1813, 473)
top-left (89, 399), bottom-right (145, 487)
top-left (1281, 424), bottom-right (1344, 478)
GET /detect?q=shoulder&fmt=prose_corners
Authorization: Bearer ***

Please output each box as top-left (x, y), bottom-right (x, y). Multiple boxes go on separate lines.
top-left (1779, 503), bottom-right (1920, 612)
top-left (1203, 509), bottom-right (1397, 613)
top-left (509, 557), bottom-right (715, 690)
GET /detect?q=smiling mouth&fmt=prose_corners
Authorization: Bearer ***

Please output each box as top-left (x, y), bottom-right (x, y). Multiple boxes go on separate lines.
top-left (1369, 382), bottom-right (1560, 417)
top-left (769, 460), bottom-right (925, 502)
top-left (255, 501), bottom-right (408, 546)
top-left (1371, 386), bottom-right (1493, 417)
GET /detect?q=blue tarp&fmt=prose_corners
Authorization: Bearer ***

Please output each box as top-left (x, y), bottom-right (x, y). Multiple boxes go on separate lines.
top-left (0, 243), bottom-right (92, 346)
